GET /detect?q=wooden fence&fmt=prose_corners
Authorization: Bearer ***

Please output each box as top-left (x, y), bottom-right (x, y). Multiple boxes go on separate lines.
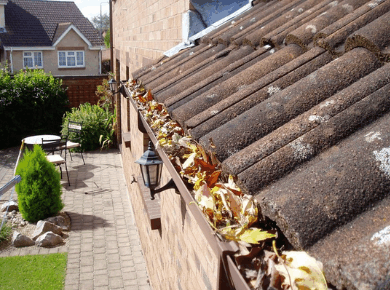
top-left (58, 75), bottom-right (108, 108)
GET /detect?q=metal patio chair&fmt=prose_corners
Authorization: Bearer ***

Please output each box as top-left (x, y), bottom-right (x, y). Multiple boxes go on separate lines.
top-left (64, 120), bottom-right (85, 165)
top-left (41, 137), bottom-right (70, 186)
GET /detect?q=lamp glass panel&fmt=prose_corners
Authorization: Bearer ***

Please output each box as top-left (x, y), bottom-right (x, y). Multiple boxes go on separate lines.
top-left (140, 164), bottom-right (150, 187)
top-left (110, 80), bottom-right (118, 93)
top-left (148, 164), bottom-right (160, 187)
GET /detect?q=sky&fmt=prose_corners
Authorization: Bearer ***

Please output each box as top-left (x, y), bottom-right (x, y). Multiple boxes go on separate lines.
top-left (56, 0), bottom-right (110, 22)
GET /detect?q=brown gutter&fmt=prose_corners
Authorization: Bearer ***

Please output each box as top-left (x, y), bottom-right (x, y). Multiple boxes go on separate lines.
top-left (123, 84), bottom-right (250, 290)
top-left (109, 0), bottom-right (113, 72)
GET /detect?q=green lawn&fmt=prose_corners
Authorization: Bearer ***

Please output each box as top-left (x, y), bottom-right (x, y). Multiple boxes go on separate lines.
top-left (0, 253), bottom-right (68, 290)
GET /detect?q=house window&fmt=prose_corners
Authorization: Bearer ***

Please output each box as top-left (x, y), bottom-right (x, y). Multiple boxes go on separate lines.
top-left (23, 51), bottom-right (43, 68)
top-left (58, 51), bottom-right (85, 68)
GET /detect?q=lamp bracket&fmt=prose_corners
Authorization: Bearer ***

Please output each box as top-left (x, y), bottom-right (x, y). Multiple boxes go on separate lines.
top-left (151, 178), bottom-right (178, 200)
top-left (112, 86), bottom-right (123, 94)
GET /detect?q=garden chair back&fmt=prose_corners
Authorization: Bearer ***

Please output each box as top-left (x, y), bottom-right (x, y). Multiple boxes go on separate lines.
top-left (41, 138), bottom-right (70, 186)
top-left (65, 121), bottom-right (85, 165)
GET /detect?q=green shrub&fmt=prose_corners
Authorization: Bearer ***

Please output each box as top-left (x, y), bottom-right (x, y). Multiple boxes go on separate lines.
top-left (0, 221), bottom-right (12, 242)
top-left (0, 68), bottom-right (69, 149)
top-left (61, 102), bottom-right (116, 151)
top-left (15, 145), bottom-right (64, 223)
top-left (95, 77), bottom-right (114, 113)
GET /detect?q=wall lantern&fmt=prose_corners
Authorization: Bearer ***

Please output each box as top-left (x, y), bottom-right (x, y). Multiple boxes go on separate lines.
top-left (108, 78), bottom-right (121, 94)
top-left (136, 141), bottom-right (177, 200)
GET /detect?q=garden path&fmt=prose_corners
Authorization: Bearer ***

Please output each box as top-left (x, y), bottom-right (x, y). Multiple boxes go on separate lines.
top-left (0, 147), bottom-right (151, 290)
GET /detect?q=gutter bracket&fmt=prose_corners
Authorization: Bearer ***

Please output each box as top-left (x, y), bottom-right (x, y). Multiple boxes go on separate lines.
top-left (137, 110), bottom-right (147, 133)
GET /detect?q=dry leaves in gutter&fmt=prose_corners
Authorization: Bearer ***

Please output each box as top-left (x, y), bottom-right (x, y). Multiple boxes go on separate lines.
top-left (125, 79), bottom-right (328, 290)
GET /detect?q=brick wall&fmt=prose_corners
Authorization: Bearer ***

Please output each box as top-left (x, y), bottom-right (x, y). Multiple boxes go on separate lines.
top-left (112, 0), bottom-right (189, 79)
top-left (59, 75), bottom-right (108, 108)
top-left (120, 94), bottom-right (219, 290)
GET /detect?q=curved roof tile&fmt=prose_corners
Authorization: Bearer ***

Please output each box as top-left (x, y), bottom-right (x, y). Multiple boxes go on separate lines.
top-left (131, 0), bottom-right (390, 287)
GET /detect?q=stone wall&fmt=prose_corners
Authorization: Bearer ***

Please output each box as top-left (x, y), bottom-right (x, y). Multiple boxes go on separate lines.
top-left (112, 0), bottom-right (189, 79)
top-left (120, 93), bottom-right (219, 290)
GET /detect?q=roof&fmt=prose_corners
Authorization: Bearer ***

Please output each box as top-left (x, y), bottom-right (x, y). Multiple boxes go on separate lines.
top-left (0, 0), bottom-right (103, 47)
top-left (52, 22), bottom-right (72, 45)
top-left (131, 0), bottom-right (390, 288)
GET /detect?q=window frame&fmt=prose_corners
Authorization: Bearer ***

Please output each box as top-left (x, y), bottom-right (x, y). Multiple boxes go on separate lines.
top-left (57, 50), bottom-right (85, 68)
top-left (23, 51), bottom-right (43, 69)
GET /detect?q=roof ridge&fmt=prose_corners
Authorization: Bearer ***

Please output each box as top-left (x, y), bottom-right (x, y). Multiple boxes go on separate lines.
top-left (2, 0), bottom-right (103, 47)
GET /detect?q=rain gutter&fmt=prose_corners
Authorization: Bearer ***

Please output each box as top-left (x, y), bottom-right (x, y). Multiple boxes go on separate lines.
top-left (123, 84), bottom-right (251, 290)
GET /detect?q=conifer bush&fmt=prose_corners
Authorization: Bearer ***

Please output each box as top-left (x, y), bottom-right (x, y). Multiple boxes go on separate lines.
top-left (15, 145), bottom-right (64, 222)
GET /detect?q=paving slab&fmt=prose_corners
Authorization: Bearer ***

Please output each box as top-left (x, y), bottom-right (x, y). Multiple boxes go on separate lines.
top-left (0, 147), bottom-right (151, 290)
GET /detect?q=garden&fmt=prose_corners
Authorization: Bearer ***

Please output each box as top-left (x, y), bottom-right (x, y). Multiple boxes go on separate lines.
top-left (0, 67), bottom-right (117, 289)
top-left (0, 66), bottom-right (116, 151)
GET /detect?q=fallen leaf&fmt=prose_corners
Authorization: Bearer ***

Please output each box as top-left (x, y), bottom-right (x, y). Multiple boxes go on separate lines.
top-left (274, 251), bottom-right (327, 290)
top-left (224, 187), bottom-right (241, 219)
top-left (182, 152), bottom-right (197, 169)
top-left (239, 229), bottom-right (276, 244)
top-left (206, 170), bottom-right (221, 188)
top-left (216, 188), bottom-right (233, 219)
top-left (224, 174), bottom-right (242, 195)
top-left (197, 143), bottom-right (210, 163)
top-left (146, 89), bottom-right (154, 101)
top-left (197, 159), bottom-right (216, 172)
top-left (241, 195), bottom-right (259, 227)
top-left (235, 246), bottom-right (263, 268)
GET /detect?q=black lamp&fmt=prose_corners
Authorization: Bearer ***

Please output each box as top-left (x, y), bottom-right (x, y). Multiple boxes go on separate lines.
top-left (108, 78), bottom-right (121, 94)
top-left (135, 141), bottom-right (177, 200)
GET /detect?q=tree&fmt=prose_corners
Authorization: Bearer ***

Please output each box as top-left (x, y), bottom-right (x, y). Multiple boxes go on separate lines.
top-left (104, 29), bottom-right (110, 48)
top-left (90, 13), bottom-right (110, 33)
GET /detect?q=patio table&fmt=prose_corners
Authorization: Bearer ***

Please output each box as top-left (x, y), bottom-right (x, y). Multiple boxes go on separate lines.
top-left (23, 134), bottom-right (61, 150)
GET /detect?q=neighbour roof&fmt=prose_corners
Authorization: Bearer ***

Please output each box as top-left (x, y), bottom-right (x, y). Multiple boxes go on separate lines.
top-left (132, 0), bottom-right (390, 288)
top-left (52, 22), bottom-right (72, 45)
top-left (0, 0), bottom-right (103, 47)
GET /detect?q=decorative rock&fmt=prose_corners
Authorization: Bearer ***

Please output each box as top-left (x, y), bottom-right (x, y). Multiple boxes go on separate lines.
top-left (12, 231), bottom-right (35, 247)
top-left (1, 201), bottom-right (18, 212)
top-left (32, 221), bottom-right (62, 241)
top-left (35, 231), bottom-right (63, 247)
top-left (44, 215), bottom-right (69, 231)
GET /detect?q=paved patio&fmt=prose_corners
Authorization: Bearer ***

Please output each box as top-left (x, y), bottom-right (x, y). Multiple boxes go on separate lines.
top-left (0, 146), bottom-right (151, 290)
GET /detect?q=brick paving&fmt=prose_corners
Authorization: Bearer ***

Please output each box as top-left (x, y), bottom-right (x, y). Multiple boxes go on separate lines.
top-left (0, 146), bottom-right (151, 290)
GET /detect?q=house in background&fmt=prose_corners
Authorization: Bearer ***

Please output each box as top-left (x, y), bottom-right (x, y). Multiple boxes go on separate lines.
top-left (0, 0), bottom-right (104, 76)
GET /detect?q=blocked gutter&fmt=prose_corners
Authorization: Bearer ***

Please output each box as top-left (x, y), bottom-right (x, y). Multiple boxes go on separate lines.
top-left (122, 83), bottom-right (251, 290)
